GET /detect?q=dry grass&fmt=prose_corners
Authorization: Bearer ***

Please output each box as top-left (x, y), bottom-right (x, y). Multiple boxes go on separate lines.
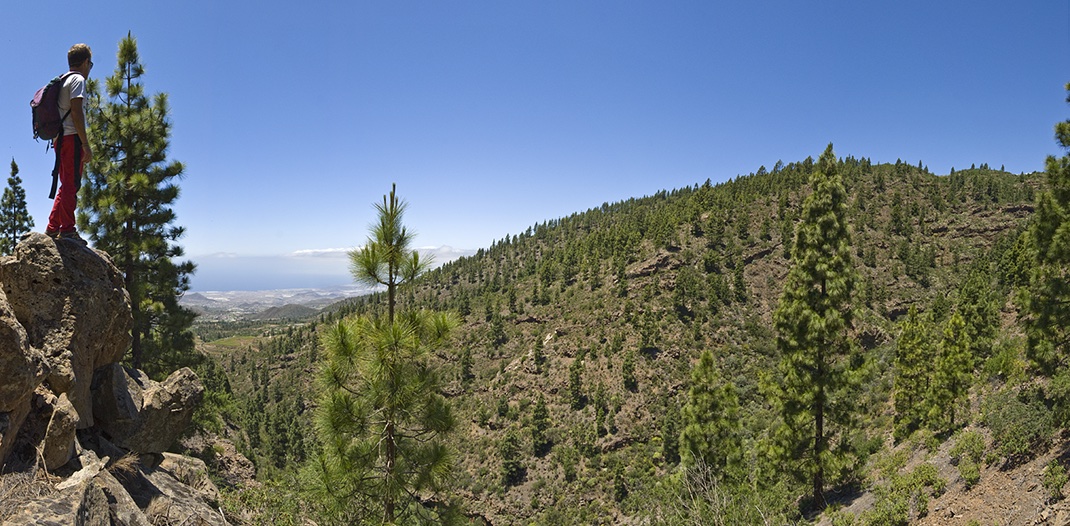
top-left (0, 467), bottom-right (56, 522)
top-left (108, 452), bottom-right (141, 480)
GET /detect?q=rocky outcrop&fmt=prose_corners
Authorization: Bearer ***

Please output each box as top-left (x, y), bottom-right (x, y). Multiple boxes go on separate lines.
top-left (0, 233), bottom-right (131, 429)
top-left (0, 234), bottom-right (215, 526)
top-left (92, 364), bottom-right (204, 454)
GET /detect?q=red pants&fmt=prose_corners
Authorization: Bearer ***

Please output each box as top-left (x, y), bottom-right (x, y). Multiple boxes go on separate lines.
top-left (47, 134), bottom-right (81, 233)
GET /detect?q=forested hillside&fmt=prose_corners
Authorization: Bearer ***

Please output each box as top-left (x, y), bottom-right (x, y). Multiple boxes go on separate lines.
top-left (190, 152), bottom-right (1062, 525)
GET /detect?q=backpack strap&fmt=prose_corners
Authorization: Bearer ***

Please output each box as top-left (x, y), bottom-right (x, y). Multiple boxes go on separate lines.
top-left (49, 134), bottom-right (85, 200)
top-left (49, 135), bottom-right (62, 199)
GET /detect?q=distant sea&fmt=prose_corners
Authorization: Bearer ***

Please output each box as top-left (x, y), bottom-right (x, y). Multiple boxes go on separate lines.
top-left (188, 255), bottom-right (352, 292)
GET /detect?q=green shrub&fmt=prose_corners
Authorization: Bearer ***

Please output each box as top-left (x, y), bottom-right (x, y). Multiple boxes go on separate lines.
top-left (859, 463), bottom-right (945, 525)
top-left (950, 430), bottom-right (985, 465)
top-left (828, 509), bottom-right (857, 526)
top-left (981, 388), bottom-right (1054, 463)
top-left (958, 458), bottom-right (980, 489)
top-left (982, 340), bottom-right (1023, 383)
top-left (859, 485), bottom-right (909, 526)
top-left (1044, 460), bottom-right (1068, 501)
top-left (950, 430), bottom-right (986, 488)
top-left (910, 463), bottom-right (946, 496)
top-left (1047, 369), bottom-right (1070, 427)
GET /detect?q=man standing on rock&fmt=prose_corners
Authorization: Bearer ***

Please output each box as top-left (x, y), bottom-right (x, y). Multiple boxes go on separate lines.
top-left (45, 43), bottom-right (93, 245)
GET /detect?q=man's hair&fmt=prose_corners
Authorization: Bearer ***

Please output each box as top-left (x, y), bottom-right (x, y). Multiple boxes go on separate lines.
top-left (68, 43), bottom-right (92, 68)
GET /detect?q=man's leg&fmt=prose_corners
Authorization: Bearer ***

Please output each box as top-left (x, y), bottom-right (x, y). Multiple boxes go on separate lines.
top-left (46, 135), bottom-right (79, 234)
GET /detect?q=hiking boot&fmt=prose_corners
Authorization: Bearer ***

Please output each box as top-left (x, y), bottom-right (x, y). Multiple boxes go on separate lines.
top-left (45, 229), bottom-right (61, 239)
top-left (58, 230), bottom-right (88, 246)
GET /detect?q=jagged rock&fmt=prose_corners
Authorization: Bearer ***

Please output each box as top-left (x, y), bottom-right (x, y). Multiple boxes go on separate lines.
top-left (41, 393), bottom-right (79, 471)
top-left (94, 469), bottom-right (153, 526)
top-left (1, 457), bottom-right (152, 526)
top-left (114, 454), bottom-right (226, 525)
top-left (0, 287), bottom-right (43, 413)
top-left (0, 476), bottom-right (103, 526)
top-left (132, 368), bottom-right (203, 453)
top-left (0, 281), bottom-right (47, 470)
top-left (0, 392), bottom-right (33, 474)
top-left (0, 232), bottom-right (131, 430)
top-left (214, 439), bottom-right (257, 489)
top-left (181, 433), bottom-right (257, 489)
top-left (80, 478), bottom-right (111, 526)
top-left (160, 452), bottom-right (220, 506)
top-left (91, 364), bottom-right (144, 441)
top-left (92, 365), bottom-right (203, 454)
top-left (56, 450), bottom-right (108, 491)
top-left (0, 233), bottom-right (213, 525)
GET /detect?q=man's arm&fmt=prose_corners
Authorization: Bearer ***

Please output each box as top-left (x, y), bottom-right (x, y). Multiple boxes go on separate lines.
top-left (69, 97), bottom-right (93, 163)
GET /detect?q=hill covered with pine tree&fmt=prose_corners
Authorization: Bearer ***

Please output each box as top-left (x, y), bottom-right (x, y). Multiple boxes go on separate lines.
top-left (190, 149), bottom-right (1065, 525)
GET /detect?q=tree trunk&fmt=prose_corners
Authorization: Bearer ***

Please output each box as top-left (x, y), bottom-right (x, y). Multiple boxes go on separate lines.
top-left (125, 211), bottom-right (140, 369)
top-left (384, 420), bottom-right (396, 523)
top-left (814, 390), bottom-right (824, 508)
top-left (814, 337), bottom-right (825, 509)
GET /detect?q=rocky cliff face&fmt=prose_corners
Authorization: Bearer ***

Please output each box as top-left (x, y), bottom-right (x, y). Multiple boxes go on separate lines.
top-left (0, 233), bottom-right (216, 525)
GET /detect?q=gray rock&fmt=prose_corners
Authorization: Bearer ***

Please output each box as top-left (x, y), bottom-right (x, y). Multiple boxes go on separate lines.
top-left (160, 452), bottom-right (220, 506)
top-left (0, 392), bottom-right (33, 471)
top-left (0, 481), bottom-right (91, 526)
top-left (140, 464), bottom-right (225, 525)
top-left (130, 368), bottom-right (203, 453)
top-left (41, 393), bottom-right (79, 471)
top-left (56, 451), bottom-right (108, 491)
top-left (93, 366), bottom-right (203, 454)
top-left (79, 478), bottom-right (111, 526)
top-left (1, 462), bottom-right (154, 526)
top-left (0, 286), bottom-right (43, 413)
top-left (94, 469), bottom-right (153, 526)
top-left (0, 232), bottom-right (132, 429)
top-left (91, 363), bottom-right (144, 441)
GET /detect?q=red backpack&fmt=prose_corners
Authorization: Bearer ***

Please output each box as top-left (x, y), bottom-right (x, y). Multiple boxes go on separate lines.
top-left (30, 72), bottom-right (77, 141)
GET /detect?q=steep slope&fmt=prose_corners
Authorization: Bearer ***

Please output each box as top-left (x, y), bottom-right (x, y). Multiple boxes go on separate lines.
top-left (335, 158), bottom-right (1042, 524)
top-left (201, 157), bottom-right (1049, 524)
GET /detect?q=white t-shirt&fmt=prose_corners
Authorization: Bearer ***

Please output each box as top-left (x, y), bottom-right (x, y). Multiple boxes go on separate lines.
top-left (57, 72), bottom-right (86, 137)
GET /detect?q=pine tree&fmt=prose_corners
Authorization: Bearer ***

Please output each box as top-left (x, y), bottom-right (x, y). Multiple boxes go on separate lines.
top-left (0, 159), bottom-right (33, 255)
top-left (348, 183), bottom-right (431, 324)
top-left (957, 269), bottom-right (1000, 359)
top-left (661, 403), bottom-right (681, 466)
top-left (79, 33), bottom-right (195, 372)
top-left (928, 312), bottom-right (973, 432)
top-left (622, 351), bottom-right (638, 392)
top-left (1024, 82), bottom-right (1070, 374)
top-left (313, 185), bottom-right (458, 525)
top-left (499, 427), bottom-right (525, 486)
top-left (568, 358), bottom-right (585, 410)
top-left (531, 394), bottom-right (552, 457)
top-left (893, 305), bottom-right (933, 440)
top-left (768, 144), bottom-right (859, 507)
top-left (679, 350), bottom-right (742, 480)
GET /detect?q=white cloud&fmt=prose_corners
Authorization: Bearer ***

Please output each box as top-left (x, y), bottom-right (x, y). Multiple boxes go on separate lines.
top-left (418, 245), bottom-right (476, 265)
top-left (289, 247), bottom-right (354, 258)
top-left (286, 245), bottom-right (476, 263)
top-left (189, 245), bottom-right (477, 292)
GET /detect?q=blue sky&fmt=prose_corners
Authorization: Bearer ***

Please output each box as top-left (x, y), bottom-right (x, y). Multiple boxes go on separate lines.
top-left (2, 1), bottom-right (1068, 291)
